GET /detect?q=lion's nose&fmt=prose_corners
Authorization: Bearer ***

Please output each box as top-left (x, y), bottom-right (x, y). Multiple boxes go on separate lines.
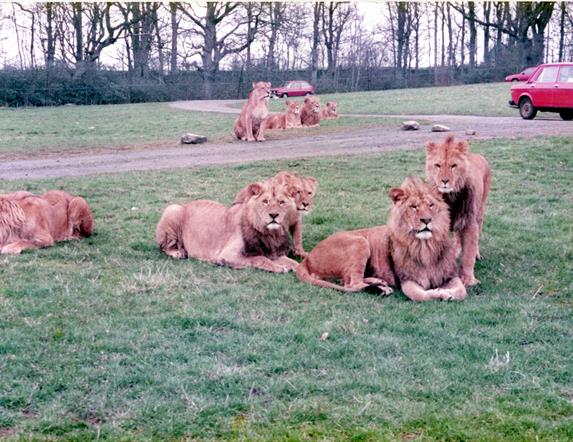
top-left (441, 178), bottom-right (449, 184)
top-left (302, 202), bottom-right (309, 207)
top-left (269, 213), bottom-right (279, 219)
top-left (420, 217), bottom-right (431, 225)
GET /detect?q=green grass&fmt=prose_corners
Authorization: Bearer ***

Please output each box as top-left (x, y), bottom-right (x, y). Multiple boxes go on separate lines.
top-left (266, 82), bottom-right (514, 117)
top-left (0, 103), bottom-right (235, 157)
top-left (1, 137), bottom-right (572, 440)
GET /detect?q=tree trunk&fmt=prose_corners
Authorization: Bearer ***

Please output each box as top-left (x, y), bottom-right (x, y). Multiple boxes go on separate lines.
top-left (170, 2), bottom-right (178, 74)
top-left (72, 2), bottom-right (83, 63)
top-left (468, 1), bottom-right (477, 68)
top-left (45, 2), bottom-right (55, 68)
top-left (310, 2), bottom-right (321, 84)
top-left (483, 2), bottom-right (491, 65)
top-left (558, 1), bottom-right (565, 62)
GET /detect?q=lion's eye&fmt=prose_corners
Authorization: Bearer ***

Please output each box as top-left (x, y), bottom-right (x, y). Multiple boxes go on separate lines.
top-left (279, 200), bottom-right (285, 206)
top-left (307, 192), bottom-right (312, 196)
top-left (262, 199), bottom-right (269, 205)
top-left (429, 203), bottom-right (434, 208)
top-left (451, 164), bottom-right (457, 169)
top-left (410, 205), bottom-right (418, 211)
top-left (435, 164), bottom-right (441, 168)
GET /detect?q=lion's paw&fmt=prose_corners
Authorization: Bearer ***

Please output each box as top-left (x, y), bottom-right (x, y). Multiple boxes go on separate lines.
top-left (461, 274), bottom-right (480, 287)
top-left (1, 244), bottom-right (23, 255)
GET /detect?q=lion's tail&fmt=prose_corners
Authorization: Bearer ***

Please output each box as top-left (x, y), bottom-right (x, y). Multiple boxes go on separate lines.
top-left (156, 204), bottom-right (186, 258)
top-left (0, 198), bottom-right (25, 244)
top-left (68, 196), bottom-right (94, 238)
top-left (296, 260), bottom-right (355, 292)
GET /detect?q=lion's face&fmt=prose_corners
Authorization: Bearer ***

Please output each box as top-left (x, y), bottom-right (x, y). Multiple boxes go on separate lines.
top-left (326, 101), bottom-right (337, 115)
top-left (425, 136), bottom-right (469, 194)
top-left (274, 172), bottom-right (318, 214)
top-left (389, 177), bottom-right (450, 241)
top-left (245, 182), bottom-right (296, 231)
top-left (251, 82), bottom-right (272, 103)
top-left (285, 100), bottom-right (300, 115)
top-left (304, 96), bottom-right (321, 114)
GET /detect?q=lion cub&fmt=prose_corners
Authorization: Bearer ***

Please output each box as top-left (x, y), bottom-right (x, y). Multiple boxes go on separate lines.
top-left (425, 136), bottom-right (491, 286)
top-left (234, 81), bottom-right (271, 142)
top-left (297, 177), bottom-right (466, 302)
top-left (233, 171), bottom-right (318, 258)
top-left (264, 100), bottom-right (302, 130)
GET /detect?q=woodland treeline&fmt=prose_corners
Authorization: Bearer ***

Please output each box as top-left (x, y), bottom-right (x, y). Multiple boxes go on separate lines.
top-left (1, 1), bottom-right (571, 106)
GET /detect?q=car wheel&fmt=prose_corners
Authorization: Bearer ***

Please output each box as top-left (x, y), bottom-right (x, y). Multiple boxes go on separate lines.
top-left (512, 78), bottom-right (519, 82)
top-left (519, 97), bottom-right (537, 120)
top-left (281, 93), bottom-right (288, 98)
top-left (304, 91), bottom-right (312, 96)
top-left (559, 110), bottom-right (573, 121)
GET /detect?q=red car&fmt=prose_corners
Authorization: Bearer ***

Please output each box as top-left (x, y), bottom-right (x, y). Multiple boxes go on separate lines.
top-left (509, 63), bottom-right (573, 120)
top-left (271, 80), bottom-right (315, 98)
top-left (505, 66), bottom-right (537, 82)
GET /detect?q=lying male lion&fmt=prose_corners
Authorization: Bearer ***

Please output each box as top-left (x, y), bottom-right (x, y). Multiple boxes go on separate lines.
top-left (156, 180), bottom-right (299, 273)
top-left (425, 135), bottom-right (491, 286)
top-left (233, 171), bottom-right (318, 258)
top-left (234, 81), bottom-right (272, 142)
top-left (0, 190), bottom-right (93, 254)
top-left (300, 96), bottom-right (321, 127)
top-left (297, 177), bottom-right (466, 301)
top-left (264, 100), bottom-right (302, 130)
top-left (319, 101), bottom-right (339, 120)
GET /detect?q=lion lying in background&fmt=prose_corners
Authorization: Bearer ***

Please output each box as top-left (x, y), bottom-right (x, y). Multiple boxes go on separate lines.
top-left (0, 190), bottom-right (93, 254)
top-left (233, 171), bottom-right (318, 258)
top-left (300, 96), bottom-right (321, 127)
top-left (234, 81), bottom-right (272, 142)
top-left (425, 135), bottom-right (491, 286)
top-left (156, 180), bottom-right (299, 273)
top-left (264, 100), bottom-right (302, 130)
top-left (297, 177), bottom-right (466, 301)
top-left (319, 101), bottom-right (339, 120)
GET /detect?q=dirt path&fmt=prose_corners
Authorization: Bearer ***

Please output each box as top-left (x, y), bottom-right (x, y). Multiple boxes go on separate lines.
top-left (2, 100), bottom-right (572, 181)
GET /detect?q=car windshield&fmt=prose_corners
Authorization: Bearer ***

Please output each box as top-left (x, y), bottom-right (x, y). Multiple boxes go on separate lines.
top-left (524, 67), bottom-right (536, 75)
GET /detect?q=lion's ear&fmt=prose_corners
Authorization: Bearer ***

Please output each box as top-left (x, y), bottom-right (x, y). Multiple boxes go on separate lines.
top-left (304, 97), bottom-right (310, 104)
top-left (306, 176), bottom-right (318, 191)
top-left (247, 183), bottom-right (263, 197)
top-left (426, 141), bottom-right (438, 155)
top-left (389, 187), bottom-right (406, 204)
top-left (285, 100), bottom-right (292, 105)
top-left (286, 185), bottom-right (300, 199)
top-left (455, 140), bottom-right (469, 154)
top-left (252, 82), bottom-right (257, 89)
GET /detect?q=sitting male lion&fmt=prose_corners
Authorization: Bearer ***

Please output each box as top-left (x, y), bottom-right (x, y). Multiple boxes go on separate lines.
top-left (425, 135), bottom-right (491, 286)
top-left (0, 190), bottom-right (93, 255)
top-left (300, 96), bottom-right (321, 127)
top-left (156, 180), bottom-right (299, 273)
top-left (234, 81), bottom-right (272, 142)
top-left (297, 177), bottom-right (466, 302)
top-left (319, 101), bottom-right (339, 120)
top-left (264, 100), bottom-right (302, 130)
top-left (232, 171), bottom-right (318, 258)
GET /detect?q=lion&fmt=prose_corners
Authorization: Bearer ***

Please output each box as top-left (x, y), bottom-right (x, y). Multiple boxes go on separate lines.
top-left (425, 135), bottom-right (491, 286)
top-left (297, 177), bottom-right (466, 302)
top-left (263, 100), bottom-right (302, 130)
top-left (232, 171), bottom-right (318, 258)
top-left (156, 180), bottom-right (299, 273)
top-left (319, 101), bottom-right (339, 120)
top-left (300, 96), bottom-right (321, 127)
top-left (0, 190), bottom-right (93, 255)
top-left (234, 81), bottom-right (272, 142)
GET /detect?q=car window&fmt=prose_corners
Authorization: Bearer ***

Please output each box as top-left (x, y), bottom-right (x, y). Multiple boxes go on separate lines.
top-left (285, 82), bottom-right (294, 88)
top-left (558, 67), bottom-right (573, 83)
top-left (524, 67), bottom-right (536, 75)
top-left (535, 67), bottom-right (559, 83)
top-left (300, 82), bottom-right (310, 88)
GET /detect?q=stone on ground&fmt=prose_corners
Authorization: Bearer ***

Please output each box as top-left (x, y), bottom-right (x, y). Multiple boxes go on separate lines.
top-left (431, 124), bottom-right (450, 132)
top-left (401, 120), bottom-right (420, 131)
top-left (181, 133), bottom-right (207, 144)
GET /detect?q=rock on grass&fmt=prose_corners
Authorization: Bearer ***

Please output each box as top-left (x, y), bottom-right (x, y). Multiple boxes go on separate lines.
top-left (181, 133), bottom-right (207, 144)
top-left (401, 120), bottom-right (420, 131)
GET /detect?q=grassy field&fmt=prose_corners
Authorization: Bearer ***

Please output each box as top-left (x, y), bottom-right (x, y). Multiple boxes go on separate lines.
top-left (0, 82), bottom-right (515, 158)
top-left (268, 82), bottom-right (515, 117)
top-left (1, 136), bottom-right (572, 440)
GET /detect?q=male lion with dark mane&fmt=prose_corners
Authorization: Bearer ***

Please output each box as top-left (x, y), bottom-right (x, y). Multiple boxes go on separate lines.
top-left (156, 180), bottom-right (299, 273)
top-left (0, 190), bottom-right (93, 255)
top-left (300, 96), bottom-right (321, 127)
top-left (234, 81), bottom-right (272, 142)
top-left (232, 171), bottom-right (318, 258)
top-left (425, 135), bottom-right (491, 286)
top-left (297, 177), bottom-right (466, 302)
